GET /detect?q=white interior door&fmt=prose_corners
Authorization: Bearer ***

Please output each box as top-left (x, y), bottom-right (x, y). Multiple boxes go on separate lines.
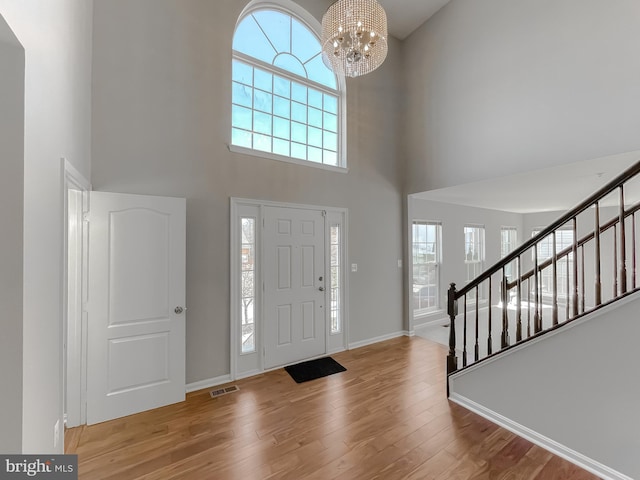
top-left (87, 192), bottom-right (186, 425)
top-left (264, 206), bottom-right (326, 369)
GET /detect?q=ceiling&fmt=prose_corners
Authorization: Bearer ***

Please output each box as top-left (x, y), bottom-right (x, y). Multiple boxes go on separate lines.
top-left (412, 151), bottom-right (640, 214)
top-left (379, 0), bottom-right (451, 40)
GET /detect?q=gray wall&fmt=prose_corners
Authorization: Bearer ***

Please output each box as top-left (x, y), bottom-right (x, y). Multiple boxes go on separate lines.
top-left (0, 14), bottom-right (24, 454)
top-left (402, 0), bottom-right (640, 194)
top-left (91, 0), bottom-right (405, 384)
top-left (450, 293), bottom-right (640, 479)
top-left (0, 0), bottom-right (93, 453)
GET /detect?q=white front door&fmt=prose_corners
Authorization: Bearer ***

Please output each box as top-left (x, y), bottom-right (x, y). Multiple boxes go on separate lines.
top-left (263, 207), bottom-right (326, 369)
top-left (86, 192), bottom-right (186, 425)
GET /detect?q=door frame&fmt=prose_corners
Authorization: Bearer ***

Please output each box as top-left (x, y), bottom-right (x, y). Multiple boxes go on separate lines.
top-left (61, 158), bottom-right (91, 428)
top-left (230, 198), bottom-right (349, 380)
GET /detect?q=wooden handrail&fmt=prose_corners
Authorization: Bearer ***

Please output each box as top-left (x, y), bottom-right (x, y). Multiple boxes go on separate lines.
top-left (450, 161), bottom-right (640, 300)
top-left (446, 159), bottom-right (640, 382)
top-left (506, 200), bottom-right (640, 289)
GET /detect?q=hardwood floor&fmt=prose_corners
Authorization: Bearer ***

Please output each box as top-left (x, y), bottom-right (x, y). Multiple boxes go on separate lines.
top-left (66, 336), bottom-right (599, 479)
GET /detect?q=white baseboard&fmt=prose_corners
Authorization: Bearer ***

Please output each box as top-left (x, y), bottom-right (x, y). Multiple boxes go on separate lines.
top-left (186, 374), bottom-right (232, 394)
top-left (449, 393), bottom-right (633, 480)
top-left (348, 330), bottom-right (409, 350)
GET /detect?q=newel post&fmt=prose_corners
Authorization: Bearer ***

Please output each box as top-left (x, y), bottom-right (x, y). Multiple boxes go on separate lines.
top-left (447, 283), bottom-right (458, 378)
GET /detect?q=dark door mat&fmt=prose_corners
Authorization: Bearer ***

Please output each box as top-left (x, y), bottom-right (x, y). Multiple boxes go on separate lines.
top-left (284, 356), bottom-right (346, 383)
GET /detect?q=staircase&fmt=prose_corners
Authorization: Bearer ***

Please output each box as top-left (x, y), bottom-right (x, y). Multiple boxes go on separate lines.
top-left (444, 160), bottom-right (640, 479)
top-left (446, 160), bottom-right (640, 379)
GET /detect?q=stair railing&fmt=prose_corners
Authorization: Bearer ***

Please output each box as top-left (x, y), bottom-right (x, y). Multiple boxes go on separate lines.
top-left (447, 160), bottom-right (640, 379)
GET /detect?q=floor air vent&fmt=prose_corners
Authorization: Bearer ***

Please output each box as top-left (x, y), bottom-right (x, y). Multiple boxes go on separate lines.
top-left (210, 385), bottom-right (239, 398)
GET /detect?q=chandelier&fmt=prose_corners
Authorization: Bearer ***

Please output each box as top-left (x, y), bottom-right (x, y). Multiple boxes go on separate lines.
top-left (321, 0), bottom-right (388, 78)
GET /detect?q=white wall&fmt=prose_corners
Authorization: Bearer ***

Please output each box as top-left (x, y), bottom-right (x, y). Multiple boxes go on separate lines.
top-left (0, 13), bottom-right (24, 454)
top-left (410, 197), bottom-right (523, 323)
top-left (91, 0), bottom-right (405, 384)
top-left (403, 0), bottom-right (640, 194)
top-left (0, 1), bottom-right (93, 453)
top-left (450, 292), bottom-right (640, 479)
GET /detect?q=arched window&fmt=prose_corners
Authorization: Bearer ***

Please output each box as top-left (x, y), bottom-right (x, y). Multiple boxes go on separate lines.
top-left (231, 2), bottom-right (345, 169)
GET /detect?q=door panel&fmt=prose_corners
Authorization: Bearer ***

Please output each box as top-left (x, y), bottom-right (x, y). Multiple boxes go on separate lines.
top-left (87, 192), bottom-right (186, 425)
top-left (264, 207), bottom-right (325, 369)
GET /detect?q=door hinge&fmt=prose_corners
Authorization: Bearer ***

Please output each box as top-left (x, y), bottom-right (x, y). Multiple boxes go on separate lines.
top-left (322, 210), bottom-right (327, 217)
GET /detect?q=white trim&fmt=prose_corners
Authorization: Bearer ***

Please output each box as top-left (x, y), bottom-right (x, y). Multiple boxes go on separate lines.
top-left (61, 158), bottom-right (91, 429)
top-left (228, 144), bottom-right (348, 174)
top-left (231, 0), bottom-right (348, 170)
top-left (448, 393), bottom-right (633, 480)
top-left (186, 375), bottom-right (233, 394)
top-left (348, 331), bottom-right (409, 350)
top-left (413, 315), bottom-right (448, 330)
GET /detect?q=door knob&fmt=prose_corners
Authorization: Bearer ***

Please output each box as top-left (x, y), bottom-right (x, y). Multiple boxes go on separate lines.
top-left (174, 306), bottom-right (184, 314)
top-left (319, 287), bottom-right (324, 292)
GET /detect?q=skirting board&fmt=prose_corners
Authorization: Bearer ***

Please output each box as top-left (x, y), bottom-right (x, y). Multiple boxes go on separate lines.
top-left (186, 374), bottom-right (232, 394)
top-left (449, 393), bottom-right (633, 480)
top-left (348, 330), bottom-right (409, 350)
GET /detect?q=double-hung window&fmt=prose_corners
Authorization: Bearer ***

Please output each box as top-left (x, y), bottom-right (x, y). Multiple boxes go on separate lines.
top-left (232, 6), bottom-right (344, 169)
top-left (501, 227), bottom-right (518, 282)
top-left (412, 222), bottom-right (442, 315)
top-left (464, 225), bottom-right (485, 299)
top-left (533, 229), bottom-right (574, 299)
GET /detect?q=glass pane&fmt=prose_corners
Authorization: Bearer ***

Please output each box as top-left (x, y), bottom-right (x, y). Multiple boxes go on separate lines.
top-left (232, 105), bottom-right (252, 130)
top-left (240, 215), bottom-right (256, 354)
top-left (291, 142), bottom-right (306, 160)
top-left (323, 112), bottom-right (338, 132)
top-left (308, 107), bottom-right (322, 128)
top-left (308, 126), bottom-right (322, 148)
top-left (274, 54), bottom-right (307, 77)
top-left (323, 131), bottom-right (337, 151)
top-left (254, 90), bottom-right (272, 114)
top-left (305, 54), bottom-right (337, 89)
top-left (273, 138), bottom-right (290, 156)
top-left (252, 10), bottom-right (291, 55)
top-left (241, 246), bottom-right (254, 270)
top-left (323, 150), bottom-right (337, 166)
top-left (232, 60), bottom-right (253, 85)
top-left (291, 122), bottom-right (306, 143)
top-left (291, 18), bottom-right (319, 63)
top-left (274, 76), bottom-right (291, 98)
top-left (232, 128), bottom-right (251, 148)
top-left (331, 245), bottom-right (339, 265)
top-left (241, 299), bottom-right (254, 325)
top-left (273, 117), bottom-right (290, 140)
top-left (242, 270), bottom-right (255, 296)
top-left (308, 146), bottom-right (322, 163)
top-left (291, 83), bottom-right (307, 104)
top-left (254, 69), bottom-right (273, 92)
top-left (324, 94), bottom-right (338, 114)
top-left (291, 102), bottom-right (307, 123)
top-left (254, 133), bottom-right (271, 152)
top-left (253, 111), bottom-right (272, 135)
top-left (233, 16), bottom-right (276, 64)
top-left (308, 89), bottom-right (323, 109)
top-left (274, 96), bottom-right (290, 119)
top-left (232, 82), bottom-right (253, 108)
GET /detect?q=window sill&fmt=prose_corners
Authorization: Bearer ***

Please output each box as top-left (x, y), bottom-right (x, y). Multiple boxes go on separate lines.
top-left (229, 144), bottom-right (349, 174)
top-left (414, 308), bottom-right (445, 321)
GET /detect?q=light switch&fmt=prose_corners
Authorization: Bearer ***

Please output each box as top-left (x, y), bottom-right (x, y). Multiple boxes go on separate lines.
top-left (398, 259), bottom-right (402, 268)
top-left (351, 263), bottom-right (358, 272)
